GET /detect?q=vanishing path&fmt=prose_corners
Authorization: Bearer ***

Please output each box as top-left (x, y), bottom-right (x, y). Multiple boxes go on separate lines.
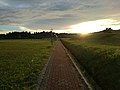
top-left (39, 41), bottom-right (88, 90)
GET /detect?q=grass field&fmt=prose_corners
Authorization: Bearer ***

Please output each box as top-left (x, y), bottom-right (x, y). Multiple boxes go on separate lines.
top-left (62, 33), bottom-right (120, 90)
top-left (0, 40), bottom-right (52, 90)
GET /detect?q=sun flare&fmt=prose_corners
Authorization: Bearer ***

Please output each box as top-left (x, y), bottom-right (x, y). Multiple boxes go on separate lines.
top-left (70, 19), bottom-right (120, 34)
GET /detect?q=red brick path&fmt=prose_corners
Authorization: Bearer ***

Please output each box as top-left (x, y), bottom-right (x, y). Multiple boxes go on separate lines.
top-left (40, 41), bottom-right (88, 90)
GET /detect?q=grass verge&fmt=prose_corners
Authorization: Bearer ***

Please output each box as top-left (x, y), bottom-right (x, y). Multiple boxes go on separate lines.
top-left (62, 38), bottom-right (120, 90)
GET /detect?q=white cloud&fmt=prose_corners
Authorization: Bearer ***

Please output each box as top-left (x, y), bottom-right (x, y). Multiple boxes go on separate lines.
top-left (19, 26), bottom-right (47, 33)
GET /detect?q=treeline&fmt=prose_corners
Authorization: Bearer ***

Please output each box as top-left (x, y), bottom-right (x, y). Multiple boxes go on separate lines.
top-left (97, 28), bottom-right (120, 33)
top-left (0, 31), bottom-right (56, 39)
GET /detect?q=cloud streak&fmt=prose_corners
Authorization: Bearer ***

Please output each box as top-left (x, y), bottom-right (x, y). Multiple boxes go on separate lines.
top-left (0, 0), bottom-right (120, 33)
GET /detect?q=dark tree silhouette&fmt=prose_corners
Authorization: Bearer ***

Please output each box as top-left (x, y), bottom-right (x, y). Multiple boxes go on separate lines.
top-left (0, 31), bottom-right (56, 39)
top-left (103, 28), bottom-right (113, 33)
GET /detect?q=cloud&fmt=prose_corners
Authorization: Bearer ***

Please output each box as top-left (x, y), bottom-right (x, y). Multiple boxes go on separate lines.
top-left (46, 1), bottom-right (74, 11)
top-left (0, 1), bottom-right (9, 7)
top-left (0, 0), bottom-right (120, 32)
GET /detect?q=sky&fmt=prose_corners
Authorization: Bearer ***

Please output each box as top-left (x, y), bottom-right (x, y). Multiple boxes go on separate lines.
top-left (0, 0), bottom-right (120, 34)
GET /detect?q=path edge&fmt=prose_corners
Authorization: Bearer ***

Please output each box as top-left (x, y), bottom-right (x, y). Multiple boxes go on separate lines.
top-left (36, 42), bottom-right (56, 90)
top-left (61, 41), bottom-right (102, 90)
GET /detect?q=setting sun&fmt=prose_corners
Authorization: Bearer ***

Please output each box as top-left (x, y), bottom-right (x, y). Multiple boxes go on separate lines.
top-left (69, 19), bottom-right (120, 34)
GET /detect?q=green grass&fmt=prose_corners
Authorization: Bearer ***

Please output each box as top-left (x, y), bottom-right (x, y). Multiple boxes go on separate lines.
top-left (62, 33), bottom-right (120, 90)
top-left (78, 33), bottom-right (120, 46)
top-left (0, 40), bottom-right (52, 90)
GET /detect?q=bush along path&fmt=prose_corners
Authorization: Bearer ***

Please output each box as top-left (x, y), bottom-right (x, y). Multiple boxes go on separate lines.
top-left (39, 41), bottom-right (88, 90)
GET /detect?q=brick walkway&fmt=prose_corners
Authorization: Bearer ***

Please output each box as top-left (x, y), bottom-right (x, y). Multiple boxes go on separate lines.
top-left (39, 41), bottom-right (88, 90)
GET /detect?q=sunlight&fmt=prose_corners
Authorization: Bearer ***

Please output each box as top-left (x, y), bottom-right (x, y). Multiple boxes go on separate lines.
top-left (70, 19), bottom-right (120, 34)
top-left (76, 30), bottom-right (89, 34)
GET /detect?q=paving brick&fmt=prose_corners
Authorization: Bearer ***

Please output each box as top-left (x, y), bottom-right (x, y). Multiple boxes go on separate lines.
top-left (39, 41), bottom-right (88, 90)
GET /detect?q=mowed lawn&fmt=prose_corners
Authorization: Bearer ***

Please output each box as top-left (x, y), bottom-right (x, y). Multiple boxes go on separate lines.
top-left (0, 40), bottom-right (52, 90)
